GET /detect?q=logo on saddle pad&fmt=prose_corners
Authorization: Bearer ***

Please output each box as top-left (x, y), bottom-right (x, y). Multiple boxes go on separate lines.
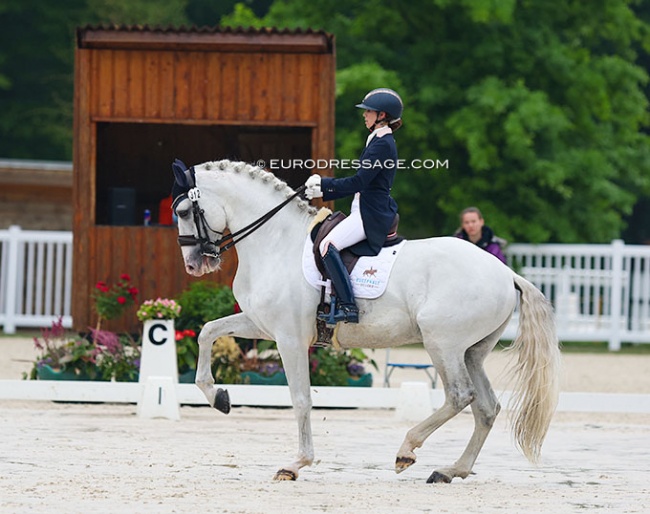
top-left (363, 267), bottom-right (377, 278)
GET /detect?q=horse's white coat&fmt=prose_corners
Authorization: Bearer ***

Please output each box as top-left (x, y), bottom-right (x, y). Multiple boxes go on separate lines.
top-left (174, 160), bottom-right (561, 483)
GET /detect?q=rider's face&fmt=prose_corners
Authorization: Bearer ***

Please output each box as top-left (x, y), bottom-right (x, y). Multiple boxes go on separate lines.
top-left (363, 109), bottom-right (382, 130)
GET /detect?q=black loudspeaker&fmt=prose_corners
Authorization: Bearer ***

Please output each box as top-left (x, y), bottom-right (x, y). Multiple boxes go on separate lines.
top-left (108, 187), bottom-right (136, 226)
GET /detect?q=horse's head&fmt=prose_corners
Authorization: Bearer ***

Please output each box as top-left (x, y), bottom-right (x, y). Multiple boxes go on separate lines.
top-left (171, 159), bottom-right (226, 277)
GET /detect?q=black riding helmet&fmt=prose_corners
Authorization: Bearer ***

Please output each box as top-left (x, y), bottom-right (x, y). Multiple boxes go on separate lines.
top-left (355, 88), bottom-right (403, 121)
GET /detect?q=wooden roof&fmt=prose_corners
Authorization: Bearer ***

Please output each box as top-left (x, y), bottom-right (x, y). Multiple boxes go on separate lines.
top-left (0, 159), bottom-right (72, 188)
top-left (77, 25), bottom-right (335, 54)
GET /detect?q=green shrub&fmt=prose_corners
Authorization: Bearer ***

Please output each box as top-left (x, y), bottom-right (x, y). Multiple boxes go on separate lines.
top-left (175, 282), bottom-right (236, 331)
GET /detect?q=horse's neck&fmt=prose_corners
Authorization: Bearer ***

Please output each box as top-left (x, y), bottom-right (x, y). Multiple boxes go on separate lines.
top-left (205, 169), bottom-right (313, 257)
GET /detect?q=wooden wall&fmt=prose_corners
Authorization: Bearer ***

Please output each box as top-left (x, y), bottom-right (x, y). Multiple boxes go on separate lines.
top-left (73, 27), bottom-right (335, 333)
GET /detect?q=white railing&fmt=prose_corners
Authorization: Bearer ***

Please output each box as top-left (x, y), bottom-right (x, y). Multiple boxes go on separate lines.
top-left (2, 227), bottom-right (650, 349)
top-left (503, 239), bottom-right (650, 349)
top-left (0, 226), bottom-right (73, 334)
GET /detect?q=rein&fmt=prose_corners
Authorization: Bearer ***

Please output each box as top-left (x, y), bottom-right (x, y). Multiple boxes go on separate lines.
top-left (176, 175), bottom-right (306, 257)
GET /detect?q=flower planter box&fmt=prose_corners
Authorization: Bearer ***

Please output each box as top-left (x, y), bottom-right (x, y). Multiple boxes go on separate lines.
top-left (240, 371), bottom-right (288, 386)
top-left (347, 373), bottom-right (373, 387)
top-left (36, 364), bottom-right (108, 381)
top-left (239, 371), bottom-right (373, 387)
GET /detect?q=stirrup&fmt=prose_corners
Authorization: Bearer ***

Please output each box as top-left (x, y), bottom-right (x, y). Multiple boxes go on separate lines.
top-left (338, 304), bottom-right (359, 324)
top-left (317, 296), bottom-right (359, 326)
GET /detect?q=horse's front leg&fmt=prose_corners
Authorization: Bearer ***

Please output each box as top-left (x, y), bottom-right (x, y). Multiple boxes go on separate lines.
top-left (273, 337), bottom-right (313, 481)
top-left (196, 313), bottom-right (269, 413)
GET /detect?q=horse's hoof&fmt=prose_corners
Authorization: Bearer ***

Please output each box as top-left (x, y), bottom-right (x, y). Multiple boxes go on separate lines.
top-left (426, 471), bottom-right (452, 484)
top-left (214, 388), bottom-right (231, 414)
top-left (274, 469), bottom-right (297, 481)
top-left (395, 456), bottom-right (416, 474)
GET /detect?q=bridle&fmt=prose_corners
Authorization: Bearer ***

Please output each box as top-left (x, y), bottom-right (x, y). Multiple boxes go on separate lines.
top-left (172, 162), bottom-right (306, 258)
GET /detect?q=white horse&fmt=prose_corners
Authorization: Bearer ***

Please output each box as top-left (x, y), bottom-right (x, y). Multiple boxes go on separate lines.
top-left (172, 159), bottom-right (561, 483)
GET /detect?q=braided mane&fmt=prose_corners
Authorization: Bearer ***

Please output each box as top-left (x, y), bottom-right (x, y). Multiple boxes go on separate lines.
top-left (198, 160), bottom-right (318, 215)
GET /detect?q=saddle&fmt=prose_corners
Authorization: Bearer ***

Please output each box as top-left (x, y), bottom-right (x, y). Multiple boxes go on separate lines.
top-left (310, 211), bottom-right (402, 279)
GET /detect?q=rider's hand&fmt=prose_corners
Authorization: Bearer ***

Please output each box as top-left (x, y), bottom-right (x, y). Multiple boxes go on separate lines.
top-left (304, 174), bottom-right (323, 200)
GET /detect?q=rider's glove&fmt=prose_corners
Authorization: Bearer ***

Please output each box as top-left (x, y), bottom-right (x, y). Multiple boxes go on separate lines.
top-left (304, 174), bottom-right (323, 200)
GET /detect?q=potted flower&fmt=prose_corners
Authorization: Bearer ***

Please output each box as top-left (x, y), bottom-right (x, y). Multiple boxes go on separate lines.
top-left (93, 273), bottom-right (138, 331)
top-left (91, 328), bottom-right (141, 382)
top-left (26, 317), bottom-right (103, 380)
top-left (239, 340), bottom-right (287, 385)
top-left (136, 297), bottom-right (182, 322)
top-left (309, 346), bottom-right (377, 387)
top-left (175, 328), bottom-right (198, 383)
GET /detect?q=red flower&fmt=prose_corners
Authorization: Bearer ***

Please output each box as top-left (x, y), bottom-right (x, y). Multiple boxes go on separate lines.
top-left (175, 329), bottom-right (196, 341)
top-left (116, 296), bottom-right (127, 305)
top-left (95, 281), bottom-right (107, 290)
top-left (128, 287), bottom-right (139, 297)
top-left (120, 273), bottom-right (131, 281)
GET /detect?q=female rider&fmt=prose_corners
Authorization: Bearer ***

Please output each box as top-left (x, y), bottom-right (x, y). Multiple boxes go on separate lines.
top-left (304, 88), bottom-right (403, 324)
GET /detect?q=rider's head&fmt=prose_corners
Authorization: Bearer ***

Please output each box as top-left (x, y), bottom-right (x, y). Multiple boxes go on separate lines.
top-left (356, 88), bottom-right (404, 132)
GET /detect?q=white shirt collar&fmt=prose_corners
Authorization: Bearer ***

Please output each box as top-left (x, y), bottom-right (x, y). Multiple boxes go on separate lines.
top-left (365, 125), bottom-right (392, 147)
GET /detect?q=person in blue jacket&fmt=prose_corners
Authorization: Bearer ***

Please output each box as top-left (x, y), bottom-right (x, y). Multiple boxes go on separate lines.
top-left (304, 88), bottom-right (403, 324)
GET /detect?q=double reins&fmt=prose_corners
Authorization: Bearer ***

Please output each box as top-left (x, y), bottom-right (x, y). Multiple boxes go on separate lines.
top-left (175, 168), bottom-right (306, 257)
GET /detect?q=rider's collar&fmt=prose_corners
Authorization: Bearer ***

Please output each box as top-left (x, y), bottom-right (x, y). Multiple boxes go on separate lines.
top-left (365, 125), bottom-right (392, 147)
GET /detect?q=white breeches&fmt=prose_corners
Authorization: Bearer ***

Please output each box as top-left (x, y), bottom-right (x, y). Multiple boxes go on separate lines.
top-left (319, 193), bottom-right (366, 256)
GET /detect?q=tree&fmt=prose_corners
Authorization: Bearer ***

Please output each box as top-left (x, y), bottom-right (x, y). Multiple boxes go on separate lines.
top-left (224, 0), bottom-right (650, 243)
top-left (0, 0), bottom-right (189, 161)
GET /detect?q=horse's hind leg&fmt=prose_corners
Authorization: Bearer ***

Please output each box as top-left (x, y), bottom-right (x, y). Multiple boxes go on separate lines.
top-left (196, 313), bottom-right (269, 412)
top-left (395, 350), bottom-right (476, 475)
top-left (427, 334), bottom-right (501, 484)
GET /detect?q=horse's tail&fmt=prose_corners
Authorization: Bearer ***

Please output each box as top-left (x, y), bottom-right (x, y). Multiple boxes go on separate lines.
top-left (506, 273), bottom-right (561, 463)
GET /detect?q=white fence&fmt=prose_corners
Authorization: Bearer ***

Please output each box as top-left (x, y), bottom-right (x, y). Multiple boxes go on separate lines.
top-left (503, 239), bottom-right (650, 349)
top-left (0, 226), bottom-right (73, 334)
top-left (1, 227), bottom-right (650, 350)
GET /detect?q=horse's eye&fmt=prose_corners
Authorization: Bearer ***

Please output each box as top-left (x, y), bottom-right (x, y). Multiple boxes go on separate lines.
top-left (176, 209), bottom-right (190, 219)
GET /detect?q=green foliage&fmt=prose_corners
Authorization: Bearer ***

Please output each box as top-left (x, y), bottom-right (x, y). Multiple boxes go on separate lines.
top-left (223, 0), bottom-right (650, 243)
top-left (175, 329), bottom-right (198, 373)
top-left (27, 318), bottom-right (141, 382)
top-left (3, 0), bottom-right (650, 242)
top-left (91, 329), bottom-right (141, 382)
top-left (175, 282), bottom-right (236, 331)
top-left (92, 274), bottom-right (138, 324)
top-left (309, 346), bottom-right (376, 387)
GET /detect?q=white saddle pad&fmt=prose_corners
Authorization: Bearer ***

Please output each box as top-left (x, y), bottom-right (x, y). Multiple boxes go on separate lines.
top-left (302, 236), bottom-right (406, 299)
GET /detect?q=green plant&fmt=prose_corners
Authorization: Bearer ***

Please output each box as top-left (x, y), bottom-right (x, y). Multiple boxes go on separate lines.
top-left (91, 329), bottom-right (141, 382)
top-left (93, 273), bottom-right (138, 329)
top-left (175, 282), bottom-right (236, 331)
top-left (175, 329), bottom-right (198, 373)
top-left (26, 317), bottom-right (102, 380)
top-left (309, 346), bottom-right (377, 386)
top-left (211, 336), bottom-right (242, 384)
top-left (137, 298), bottom-right (181, 321)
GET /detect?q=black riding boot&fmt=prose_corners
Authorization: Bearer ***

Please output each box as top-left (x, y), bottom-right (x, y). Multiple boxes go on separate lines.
top-left (321, 245), bottom-right (359, 324)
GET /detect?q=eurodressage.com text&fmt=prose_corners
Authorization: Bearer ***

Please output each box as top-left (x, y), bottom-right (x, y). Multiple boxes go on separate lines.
top-left (256, 158), bottom-right (450, 171)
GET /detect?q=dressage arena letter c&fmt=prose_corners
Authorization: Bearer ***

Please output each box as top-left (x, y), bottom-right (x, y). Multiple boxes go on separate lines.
top-left (148, 323), bottom-right (169, 346)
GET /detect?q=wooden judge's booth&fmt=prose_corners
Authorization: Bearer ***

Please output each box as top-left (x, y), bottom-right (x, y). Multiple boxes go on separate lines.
top-left (73, 25), bottom-right (336, 332)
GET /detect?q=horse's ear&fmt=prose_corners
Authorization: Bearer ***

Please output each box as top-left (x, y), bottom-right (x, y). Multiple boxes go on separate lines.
top-left (172, 159), bottom-right (188, 188)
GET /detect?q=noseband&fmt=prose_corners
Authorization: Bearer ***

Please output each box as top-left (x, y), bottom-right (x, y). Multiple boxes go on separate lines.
top-left (173, 165), bottom-right (306, 258)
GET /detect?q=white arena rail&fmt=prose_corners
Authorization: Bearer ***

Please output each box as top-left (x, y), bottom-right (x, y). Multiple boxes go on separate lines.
top-left (504, 239), bottom-right (650, 349)
top-left (0, 225), bottom-right (73, 334)
top-left (1, 227), bottom-right (650, 349)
